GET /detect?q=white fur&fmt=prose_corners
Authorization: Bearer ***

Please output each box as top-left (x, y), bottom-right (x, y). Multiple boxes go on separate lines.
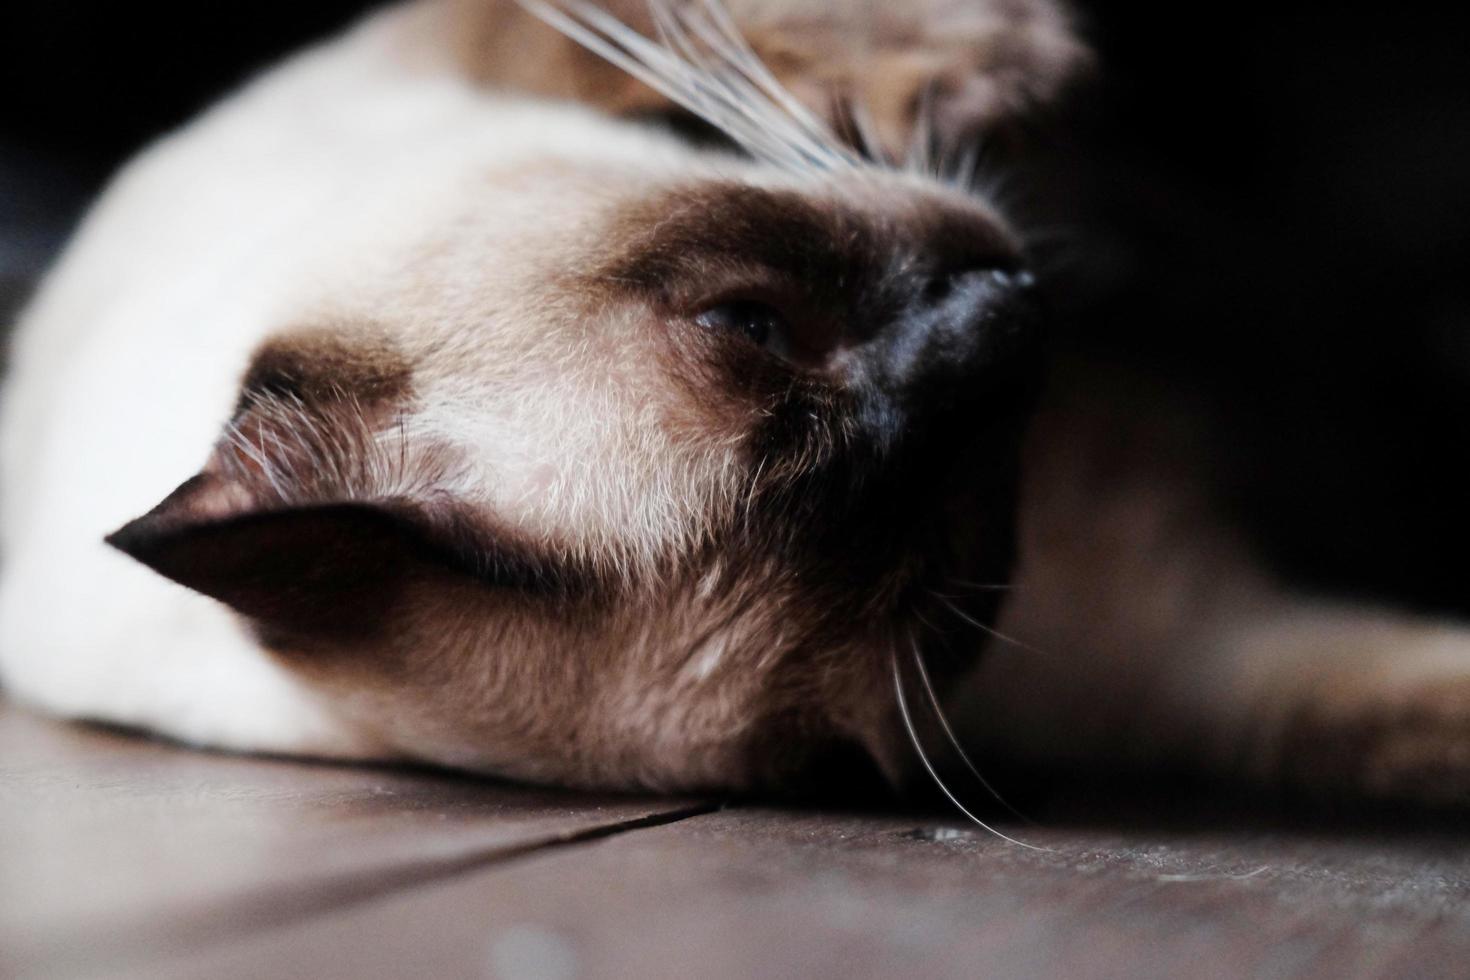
top-left (0, 1), bottom-right (733, 752)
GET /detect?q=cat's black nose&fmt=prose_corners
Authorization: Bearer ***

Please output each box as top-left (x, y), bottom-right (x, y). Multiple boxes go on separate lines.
top-left (900, 267), bottom-right (1039, 377)
top-left (846, 265), bottom-right (1043, 439)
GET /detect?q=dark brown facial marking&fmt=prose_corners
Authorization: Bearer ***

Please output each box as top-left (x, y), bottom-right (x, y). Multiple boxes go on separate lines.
top-left (594, 181), bottom-right (1038, 452)
top-left (237, 328), bottom-right (413, 414)
top-left (596, 182), bottom-right (1022, 355)
top-left (575, 182), bottom-right (1042, 647)
top-left (602, 184), bottom-right (883, 307)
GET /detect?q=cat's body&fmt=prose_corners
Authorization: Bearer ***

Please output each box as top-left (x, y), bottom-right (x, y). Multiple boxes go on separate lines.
top-left (3, 0), bottom-right (1468, 804)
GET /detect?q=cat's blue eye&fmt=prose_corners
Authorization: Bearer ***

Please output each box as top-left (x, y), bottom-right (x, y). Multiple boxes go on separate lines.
top-left (694, 300), bottom-right (786, 348)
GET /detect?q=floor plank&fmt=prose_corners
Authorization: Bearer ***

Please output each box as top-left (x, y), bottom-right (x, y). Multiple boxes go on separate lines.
top-left (145, 803), bottom-right (1470, 980)
top-left (8, 698), bottom-right (1470, 979)
top-left (0, 702), bottom-right (708, 978)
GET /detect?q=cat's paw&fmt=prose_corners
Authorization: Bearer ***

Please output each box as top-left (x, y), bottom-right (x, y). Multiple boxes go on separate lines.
top-left (740, 0), bottom-right (1091, 160)
top-left (1274, 646), bottom-right (1470, 805)
top-left (458, 1), bottom-right (1088, 163)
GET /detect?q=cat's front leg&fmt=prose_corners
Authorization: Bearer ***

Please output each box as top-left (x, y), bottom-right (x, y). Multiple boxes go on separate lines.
top-left (950, 385), bottom-right (1470, 806)
top-left (1231, 612), bottom-right (1470, 804)
top-left (965, 573), bottom-right (1470, 806)
top-left (732, 0), bottom-right (1091, 161)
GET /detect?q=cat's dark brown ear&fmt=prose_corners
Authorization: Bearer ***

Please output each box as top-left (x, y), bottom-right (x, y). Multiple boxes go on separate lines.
top-left (101, 324), bottom-right (445, 639)
top-left (106, 326), bottom-right (581, 642)
top-left (105, 475), bottom-right (460, 641)
top-left (107, 469), bottom-right (580, 645)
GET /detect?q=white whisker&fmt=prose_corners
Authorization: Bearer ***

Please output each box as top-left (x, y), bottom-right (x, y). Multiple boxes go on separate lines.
top-left (843, 98), bottom-right (888, 166)
top-left (904, 82), bottom-right (936, 177)
top-left (935, 592), bottom-right (1050, 658)
top-left (944, 141), bottom-right (983, 190)
top-left (892, 649), bottom-right (1048, 851)
top-left (685, 0), bottom-right (842, 150)
top-left (946, 577), bottom-right (1016, 593)
top-left (517, 0), bottom-right (865, 173)
top-left (908, 632), bottom-right (1033, 823)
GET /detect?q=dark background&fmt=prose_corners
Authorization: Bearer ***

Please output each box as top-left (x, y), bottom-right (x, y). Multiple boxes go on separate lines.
top-left (1046, 5), bottom-right (1470, 614)
top-left (1, 1), bottom-right (1466, 612)
top-left (0, 1), bottom-right (369, 310)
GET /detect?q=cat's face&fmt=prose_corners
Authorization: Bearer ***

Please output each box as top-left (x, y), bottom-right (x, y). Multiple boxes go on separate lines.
top-left (110, 152), bottom-right (1039, 791)
top-left (107, 5), bottom-right (1061, 792)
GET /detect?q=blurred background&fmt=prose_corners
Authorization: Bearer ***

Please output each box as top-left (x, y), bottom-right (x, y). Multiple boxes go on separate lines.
top-left (1, 0), bottom-right (1466, 613)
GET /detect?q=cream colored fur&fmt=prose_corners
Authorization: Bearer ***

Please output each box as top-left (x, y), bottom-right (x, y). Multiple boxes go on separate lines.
top-left (0, 2), bottom-right (711, 755)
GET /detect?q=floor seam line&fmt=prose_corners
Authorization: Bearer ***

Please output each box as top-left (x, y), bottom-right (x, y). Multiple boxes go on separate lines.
top-left (49, 801), bottom-right (724, 978)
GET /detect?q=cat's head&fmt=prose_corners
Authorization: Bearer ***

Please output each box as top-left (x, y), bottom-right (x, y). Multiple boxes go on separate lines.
top-left (108, 0), bottom-right (1082, 792)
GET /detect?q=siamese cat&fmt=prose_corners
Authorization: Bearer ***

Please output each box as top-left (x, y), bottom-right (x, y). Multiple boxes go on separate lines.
top-left (2, 0), bottom-right (1467, 809)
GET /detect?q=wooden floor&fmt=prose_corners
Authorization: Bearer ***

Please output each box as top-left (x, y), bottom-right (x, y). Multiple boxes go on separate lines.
top-left (4, 700), bottom-right (1470, 979)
